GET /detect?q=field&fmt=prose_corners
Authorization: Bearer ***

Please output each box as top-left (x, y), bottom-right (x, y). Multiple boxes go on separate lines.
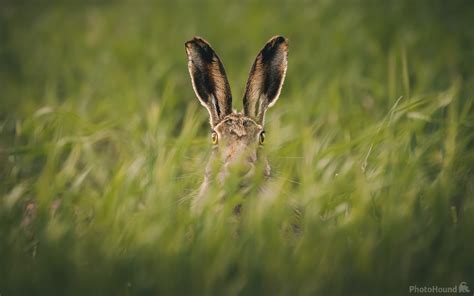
top-left (1, 1), bottom-right (474, 295)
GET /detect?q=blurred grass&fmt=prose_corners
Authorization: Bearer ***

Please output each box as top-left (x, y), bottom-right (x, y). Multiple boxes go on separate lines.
top-left (1, 0), bottom-right (474, 295)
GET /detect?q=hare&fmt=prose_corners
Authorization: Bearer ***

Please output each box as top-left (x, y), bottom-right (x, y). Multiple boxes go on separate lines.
top-left (185, 36), bottom-right (288, 211)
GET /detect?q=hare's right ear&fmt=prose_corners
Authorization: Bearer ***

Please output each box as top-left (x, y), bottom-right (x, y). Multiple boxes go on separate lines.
top-left (185, 37), bottom-right (233, 127)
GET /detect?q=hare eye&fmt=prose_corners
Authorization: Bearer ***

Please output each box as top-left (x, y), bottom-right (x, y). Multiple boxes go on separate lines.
top-left (259, 131), bottom-right (265, 145)
top-left (211, 132), bottom-right (218, 145)
top-left (226, 120), bottom-right (233, 126)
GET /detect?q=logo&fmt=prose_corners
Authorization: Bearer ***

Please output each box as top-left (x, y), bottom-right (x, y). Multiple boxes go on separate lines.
top-left (409, 282), bottom-right (471, 294)
top-left (459, 282), bottom-right (470, 293)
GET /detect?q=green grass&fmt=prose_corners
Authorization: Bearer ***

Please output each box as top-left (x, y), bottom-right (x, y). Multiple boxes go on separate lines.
top-left (1, 1), bottom-right (474, 295)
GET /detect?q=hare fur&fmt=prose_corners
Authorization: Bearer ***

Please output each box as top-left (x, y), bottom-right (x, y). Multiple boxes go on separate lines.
top-left (185, 36), bottom-right (288, 211)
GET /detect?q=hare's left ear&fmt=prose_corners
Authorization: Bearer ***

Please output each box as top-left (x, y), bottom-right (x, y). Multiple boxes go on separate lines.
top-left (243, 36), bottom-right (288, 124)
top-left (185, 37), bottom-right (233, 127)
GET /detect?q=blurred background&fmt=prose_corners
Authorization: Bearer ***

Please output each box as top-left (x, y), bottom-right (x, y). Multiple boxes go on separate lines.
top-left (1, 1), bottom-right (473, 295)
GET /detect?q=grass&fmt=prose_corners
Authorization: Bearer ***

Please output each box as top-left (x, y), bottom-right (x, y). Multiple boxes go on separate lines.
top-left (1, 1), bottom-right (474, 295)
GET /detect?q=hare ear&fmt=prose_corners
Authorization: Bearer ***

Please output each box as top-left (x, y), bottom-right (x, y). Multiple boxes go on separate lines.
top-left (243, 36), bottom-right (288, 124)
top-left (185, 37), bottom-right (233, 127)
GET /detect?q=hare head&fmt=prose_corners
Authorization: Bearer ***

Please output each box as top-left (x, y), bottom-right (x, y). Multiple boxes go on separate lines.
top-left (185, 36), bottom-right (288, 201)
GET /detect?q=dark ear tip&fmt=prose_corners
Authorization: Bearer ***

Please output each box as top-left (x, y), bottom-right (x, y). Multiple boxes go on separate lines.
top-left (185, 36), bottom-right (211, 49)
top-left (269, 35), bottom-right (288, 47)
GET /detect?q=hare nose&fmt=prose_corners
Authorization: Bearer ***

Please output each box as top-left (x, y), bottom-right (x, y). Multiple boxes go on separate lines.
top-left (231, 128), bottom-right (247, 138)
